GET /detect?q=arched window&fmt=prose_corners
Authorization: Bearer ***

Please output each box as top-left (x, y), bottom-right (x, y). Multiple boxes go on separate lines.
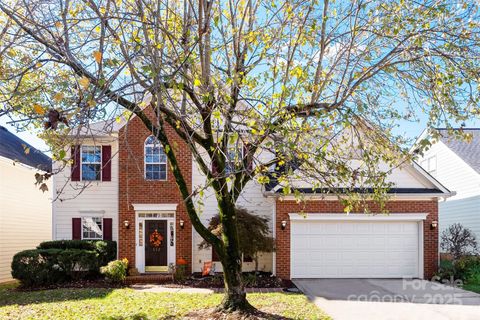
top-left (144, 136), bottom-right (167, 180)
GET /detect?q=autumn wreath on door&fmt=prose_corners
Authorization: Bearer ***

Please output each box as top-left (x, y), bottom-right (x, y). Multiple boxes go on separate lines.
top-left (149, 229), bottom-right (164, 247)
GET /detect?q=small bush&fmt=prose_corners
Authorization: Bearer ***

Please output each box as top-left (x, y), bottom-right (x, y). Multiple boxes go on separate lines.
top-left (455, 256), bottom-right (480, 280)
top-left (436, 256), bottom-right (480, 283)
top-left (101, 258), bottom-right (128, 283)
top-left (466, 264), bottom-right (480, 285)
top-left (11, 248), bottom-right (97, 287)
top-left (12, 240), bottom-right (117, 287)
top-left (440, 224), bottom-right (478, 260)
top-left (37, 240), bottom-right (116, 268)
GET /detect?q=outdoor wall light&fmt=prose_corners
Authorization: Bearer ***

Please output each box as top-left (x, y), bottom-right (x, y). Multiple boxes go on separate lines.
top-left (124, 220), bottom-right (130, 229)
top-left (281, 220), bottom-right (287, 230)
top-left (179, 220), bottom-right (185, 229)
top-left (431, 220), bottom-right (438, 229)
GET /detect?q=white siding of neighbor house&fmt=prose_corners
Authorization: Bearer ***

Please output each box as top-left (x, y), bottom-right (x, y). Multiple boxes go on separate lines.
top-left (52, 137), bottom-right (119, 242)
top-left (0, 157), bottom-right (52, 283)
top-left (418, 141), bottom-right (480, 239)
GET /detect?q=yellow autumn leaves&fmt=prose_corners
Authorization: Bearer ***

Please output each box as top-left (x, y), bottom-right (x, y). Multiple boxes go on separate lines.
top-left (93, 51), bottom-right (102, 64)
top-left (79, 76), bottom-right (90, 89)
top-left (33, 104), bottom-right (45, 115)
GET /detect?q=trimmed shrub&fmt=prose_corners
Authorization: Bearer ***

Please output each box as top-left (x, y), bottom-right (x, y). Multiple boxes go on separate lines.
top-left (12, 240), bottom-right (117, 287)
top-left (101, 258), bottom-right (128, 283)
top-left (37, 240), bottom-right (116, 267)
top-left (11, 248), bottom-right (97, 286)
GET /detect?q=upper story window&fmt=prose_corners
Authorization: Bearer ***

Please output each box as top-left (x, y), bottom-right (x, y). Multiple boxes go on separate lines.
top-left (421, 155), bottom-right (437, 176)
top-left (145, 136), bottom-right (167, 180)
top-left (82, 216), bottom-right (103, 240)
top-left (81, 146), bottom-right (102, 181)
top-left (225, 144), bottom-right (244, 175)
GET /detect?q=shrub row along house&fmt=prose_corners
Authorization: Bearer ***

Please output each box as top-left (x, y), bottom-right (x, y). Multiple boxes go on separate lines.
top-left (52, 117), bottom-right (452, 280)
top-left (0, 126), bottom-right (52, 283)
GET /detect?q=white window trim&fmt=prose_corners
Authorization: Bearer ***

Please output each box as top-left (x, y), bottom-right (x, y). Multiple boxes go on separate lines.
top-left (132, 203), bottom-right (178, 211)
top-left (144, 136), bottom-right (167, 181)
top-left (81, 216), bottom-right (104, 240)
top-left (80, 145), bottom-right (102, 182)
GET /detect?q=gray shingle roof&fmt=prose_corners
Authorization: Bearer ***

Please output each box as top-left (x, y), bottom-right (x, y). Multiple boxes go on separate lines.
top-left (0, 126), bottom-right (51, 172)
top-left (437, 128), bottom-right (480, 174)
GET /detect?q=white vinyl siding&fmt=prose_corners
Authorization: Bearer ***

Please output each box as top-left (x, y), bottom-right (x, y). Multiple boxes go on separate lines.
top-left (418, 141), bottom-right (480, 240)
top-left (0, 157), bottom-right (52, 283)
top-left (52, 137), bottom-right (118, 241)
top-left (191, 147), bottom-right (275, 273)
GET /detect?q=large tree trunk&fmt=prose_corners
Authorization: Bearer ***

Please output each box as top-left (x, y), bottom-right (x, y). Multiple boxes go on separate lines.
top-left (217, 201), bottom-right (253, 312)
top-left (220, 252), bottom-right (252, 311)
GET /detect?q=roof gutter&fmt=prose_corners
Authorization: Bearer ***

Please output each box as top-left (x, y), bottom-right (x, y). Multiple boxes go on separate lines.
top-left (262, 190), bottom-right (455, 200)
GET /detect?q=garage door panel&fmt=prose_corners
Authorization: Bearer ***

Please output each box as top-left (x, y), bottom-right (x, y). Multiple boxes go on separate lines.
top-left (291, 220), bottom-right (420, 278)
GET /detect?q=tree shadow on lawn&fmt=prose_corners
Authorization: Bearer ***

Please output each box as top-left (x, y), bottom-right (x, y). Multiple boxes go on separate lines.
top-left (184, 308), bottom-right (299, 320)
top-left (0, 286), bottom-right (114, 307)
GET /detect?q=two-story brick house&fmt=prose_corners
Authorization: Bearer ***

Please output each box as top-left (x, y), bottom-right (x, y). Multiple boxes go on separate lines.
top-left (52, 117), bottom-right (452, 280)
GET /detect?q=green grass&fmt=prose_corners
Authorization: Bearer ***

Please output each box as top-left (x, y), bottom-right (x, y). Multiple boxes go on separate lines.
top-left (463, 283), bottom-right (480, 294)
top-left (0, 283), bottom-right (328, 320)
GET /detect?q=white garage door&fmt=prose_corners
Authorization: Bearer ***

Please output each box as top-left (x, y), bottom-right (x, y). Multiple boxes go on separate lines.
top-left (291, 219), bottom-right (421, 278)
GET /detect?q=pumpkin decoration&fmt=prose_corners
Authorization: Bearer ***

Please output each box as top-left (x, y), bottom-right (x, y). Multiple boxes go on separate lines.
top-left (149, 229), bottom-right (164, 247)
top-left (177, 257), bottom-right (188, 266)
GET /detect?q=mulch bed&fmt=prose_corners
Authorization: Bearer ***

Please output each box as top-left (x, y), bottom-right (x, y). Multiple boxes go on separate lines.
top-left (185, 308), bottom-right (291, 319)
top-left (169, 272), bottom-right (285, 289)
top-left (12, 272), bottom-right (291, 291)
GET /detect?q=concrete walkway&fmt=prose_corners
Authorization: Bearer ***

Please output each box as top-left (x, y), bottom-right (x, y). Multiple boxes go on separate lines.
top-left (294, 279), bottom-right (480, 320)
top-left (130, 284), bottom-right (283, 294)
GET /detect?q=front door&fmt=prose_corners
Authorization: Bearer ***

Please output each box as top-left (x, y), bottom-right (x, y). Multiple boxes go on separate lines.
top-left (145, 220), bottom-right (168, 272)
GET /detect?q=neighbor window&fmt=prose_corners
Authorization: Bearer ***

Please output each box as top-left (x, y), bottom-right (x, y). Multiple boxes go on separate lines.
top-left (421, 155), bottom-right (437, 176)
top-left (82, 217), bottom-right (103, 239)
top-left (145, 136), bottom-right (167, 180)
top-left (81, 146), bottom-right (101, 181)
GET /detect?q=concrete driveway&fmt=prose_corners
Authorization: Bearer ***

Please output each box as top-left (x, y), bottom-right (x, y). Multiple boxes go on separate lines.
top-left (293, 279), bottom-right (480, 320)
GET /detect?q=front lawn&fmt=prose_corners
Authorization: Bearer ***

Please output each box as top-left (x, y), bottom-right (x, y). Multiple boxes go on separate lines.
top-left (0, 283), bottom-right (328, 319)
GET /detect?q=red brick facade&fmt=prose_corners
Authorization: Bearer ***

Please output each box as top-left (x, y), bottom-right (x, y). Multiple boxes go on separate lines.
top-left (118, 116), bottom-right (192, 272)
top-left (114, 116), bottom-right (439, 279)
top-left (275, 199), bottom-right (439, 280)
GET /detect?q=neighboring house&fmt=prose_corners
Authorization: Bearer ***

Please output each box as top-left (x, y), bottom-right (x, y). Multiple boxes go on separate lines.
top-left (52, 117), bottom-right (451, 280)
top-left (415, 128), bottom-right (480, 242)
top-left (0, 126), bottom-right (52, 283)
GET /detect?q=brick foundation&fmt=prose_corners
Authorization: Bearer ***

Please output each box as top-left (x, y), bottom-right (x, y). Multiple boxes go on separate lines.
top-left (275, 199), bottom-right (438, 280)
